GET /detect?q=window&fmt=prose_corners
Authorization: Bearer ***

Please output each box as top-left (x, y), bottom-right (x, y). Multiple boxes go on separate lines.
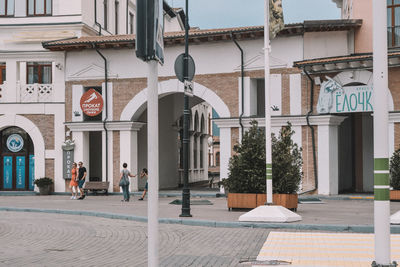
top-left (27, 62), bottom-right (52, 84)
top-left (0, 63), bottom-right (5, 84)
top-left (114, 0), bottom-right (118, 34)
top-left (0, 0), bottom-right (14, 16)
top-left (27, 0), bottom-right (51, 16)
top-left (129, 12), bottom-right (134, 34)
top-left (104, 0), bottom-right (108, 30)
top-left (388, 0), bottom-right (400, 47)
top-left (215, 152), bottom-right (220, 167)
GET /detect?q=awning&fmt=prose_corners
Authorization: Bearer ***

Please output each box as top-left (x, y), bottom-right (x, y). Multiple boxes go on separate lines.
top-left (293, 51), bottom-right (400, 74)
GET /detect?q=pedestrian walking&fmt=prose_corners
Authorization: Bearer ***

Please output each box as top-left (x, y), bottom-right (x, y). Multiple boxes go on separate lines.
top-left (138, 168), bottom-right (148, 200)
top-left (119, 163), bottom-right (136, 202)
top-left (77, 161), bottom-right (87, 200)
top-left (69, 162), bottom-right (78, 199)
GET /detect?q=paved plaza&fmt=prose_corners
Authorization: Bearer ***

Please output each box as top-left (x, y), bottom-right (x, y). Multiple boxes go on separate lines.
top-left (2, 194), bottom-right (400, 266)
top-left (0, 211), bottom-right (269, 267)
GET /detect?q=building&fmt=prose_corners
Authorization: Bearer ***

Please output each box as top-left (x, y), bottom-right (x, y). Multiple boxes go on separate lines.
top-left (0, 0), bottom-right (182, 192)
top-left (42, 18), bottom-right (363, 194)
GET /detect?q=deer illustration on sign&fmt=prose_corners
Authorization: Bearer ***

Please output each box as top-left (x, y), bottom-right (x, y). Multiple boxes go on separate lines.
top-left (80, 89), bottom-right (104, 117)
top-left (316, 77), bottom-right (344, 114)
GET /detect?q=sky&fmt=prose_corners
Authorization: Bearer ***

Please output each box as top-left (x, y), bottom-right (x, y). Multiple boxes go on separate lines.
top-left (166, 0), bottom-right (341, 29)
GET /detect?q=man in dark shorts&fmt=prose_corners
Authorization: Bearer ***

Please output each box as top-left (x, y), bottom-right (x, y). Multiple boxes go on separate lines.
top-left (77, 161), bottom-right (87, 200)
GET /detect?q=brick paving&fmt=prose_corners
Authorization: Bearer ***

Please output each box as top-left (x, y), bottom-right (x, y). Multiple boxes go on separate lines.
top-left (0, 211), bottom-right (269, 267)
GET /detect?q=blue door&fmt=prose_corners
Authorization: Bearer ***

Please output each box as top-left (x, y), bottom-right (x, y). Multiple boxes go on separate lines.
top-left (16, 156), bottom-right (25, 189)
top-left (29, 155), bottom-right (34, 190)
top-left (3, 156), bottom-right (12, 189)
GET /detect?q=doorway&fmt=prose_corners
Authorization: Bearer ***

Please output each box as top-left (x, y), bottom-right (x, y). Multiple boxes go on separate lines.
top-left (338, 113), bottom-right (373, 193)
top-left (0, 127), bottom-right (34, 191)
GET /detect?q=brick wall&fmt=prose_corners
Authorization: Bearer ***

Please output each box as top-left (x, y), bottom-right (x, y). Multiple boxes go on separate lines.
top-left (22, 114), bottom-right (54, 150)
top-left (302, 125), bottom-right (318, 192)
top-left (45, 159), bottom-right (54, 179)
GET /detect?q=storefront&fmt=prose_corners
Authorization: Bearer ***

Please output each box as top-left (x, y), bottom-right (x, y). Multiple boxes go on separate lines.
top-left (0, 126), bottom-right (34, 191)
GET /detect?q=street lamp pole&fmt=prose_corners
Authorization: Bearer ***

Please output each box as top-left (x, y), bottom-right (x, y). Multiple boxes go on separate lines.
top-left (180, 0), bottom-right (192, 217)
top-left (372, 0), bottom-right (391, 265)
top-left (264, 0), bottom-right (273, 205)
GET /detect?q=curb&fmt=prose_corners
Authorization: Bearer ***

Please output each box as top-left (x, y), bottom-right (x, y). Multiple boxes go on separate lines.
top-left (0, 191), bottom-right (226, 198)
top-left (1, 206), bottom-right (399, 233)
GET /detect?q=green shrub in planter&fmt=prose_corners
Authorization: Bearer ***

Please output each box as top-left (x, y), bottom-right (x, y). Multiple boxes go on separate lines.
top-left (271, 123), bottom-right (303, 194)
top-left (390, 148), bottom-right (400, 190)
top-left (223, 121), bottom-right (302, 194)
top-left (33, 177), bottom-right (54, 187)
top-left (225, 121), bottom-right (266, 193)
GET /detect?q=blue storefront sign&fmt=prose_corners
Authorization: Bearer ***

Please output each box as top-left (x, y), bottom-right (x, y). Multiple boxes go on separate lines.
top-left (29, 155), bottom-right (34, 190)
top-left (16, 156), bottom-right (25, 189)
top-left (3, 156), bottom-right (12, 189)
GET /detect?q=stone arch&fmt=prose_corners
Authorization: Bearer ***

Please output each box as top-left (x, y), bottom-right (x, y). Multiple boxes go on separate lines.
top-left (120, 79), bottom-right (231, 121)
top-left (0, 114), bottom-right (45, 183)
top-left (333, 70), bottom-right (394, 111)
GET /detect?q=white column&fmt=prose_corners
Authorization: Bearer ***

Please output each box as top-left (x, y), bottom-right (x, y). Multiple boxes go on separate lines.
top-left (315, 115), bottom-right (346, 195)
top-left (73, 131), bottom-right (90, 178)
top-left (219, 127), bottom-right (231, 193)
top-left (120, 129), bottom-right (139, 191)
top-left (290, 74), bottom-right (302, 115)
top-left (317, 125), bottom-right (338, 195)
top-left (5, 60), bottom-right (17, 102)
top-left (102, 129), bottom-right (113, 189)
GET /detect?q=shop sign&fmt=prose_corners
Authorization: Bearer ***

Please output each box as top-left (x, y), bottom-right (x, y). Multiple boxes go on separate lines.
top-left (6, 134), bottom-right (24, 152)
top-left (62, 140), bottom-right (75, 179)
top-left (80, 89), bottom-right (104, 117)
top-left (317, 77), bottom-right (373, 114)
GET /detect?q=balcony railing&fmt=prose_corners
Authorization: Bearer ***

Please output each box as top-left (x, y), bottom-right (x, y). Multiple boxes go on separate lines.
top-left (20, 83), bottom-right (54, 102)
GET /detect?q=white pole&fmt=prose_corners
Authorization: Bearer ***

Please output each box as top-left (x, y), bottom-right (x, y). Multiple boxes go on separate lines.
top-left (264, 0), bottom-right (273, 204)
top-left (372, 0), bottom-right (391, 265)
top-left (147, 60), bottom-right (159, 267)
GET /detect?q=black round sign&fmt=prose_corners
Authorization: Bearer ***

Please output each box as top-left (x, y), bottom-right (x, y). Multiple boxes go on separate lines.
top-left (174, 53), bottom-right (195, 82)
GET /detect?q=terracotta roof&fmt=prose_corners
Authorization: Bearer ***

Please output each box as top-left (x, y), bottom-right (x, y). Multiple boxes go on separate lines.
top-left (42, 19), bottom-right (362, 51)
top-left (293, 51), bottom-right (400, 74)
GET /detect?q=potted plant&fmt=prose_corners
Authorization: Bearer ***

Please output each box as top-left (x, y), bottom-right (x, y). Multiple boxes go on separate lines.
top-left (390, 148), bottom-right (400, 200)
top-left (269, 122), bottom-right (302, 210)
top-left (224, 121), bottom-right (302, 210)
top-left (34, 177), bottom-right (54, 195)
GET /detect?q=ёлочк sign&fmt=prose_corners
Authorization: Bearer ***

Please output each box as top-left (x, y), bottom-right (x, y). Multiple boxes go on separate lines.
top-left (317, 77), bottom-right (373, 114)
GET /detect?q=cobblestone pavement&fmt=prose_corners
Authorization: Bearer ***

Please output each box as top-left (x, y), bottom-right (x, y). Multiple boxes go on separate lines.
top-left (0, 211), bottom-right (270, 267)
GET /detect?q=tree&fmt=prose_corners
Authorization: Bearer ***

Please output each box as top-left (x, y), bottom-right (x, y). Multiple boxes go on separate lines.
top-left (390, 148), bottom-right (400, 190)
top-left (224, 121), bottom-right (302, 194)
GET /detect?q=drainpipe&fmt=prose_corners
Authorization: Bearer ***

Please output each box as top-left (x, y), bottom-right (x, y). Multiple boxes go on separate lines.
top-left (94, 0), bottom-right (102, 36)
top-left (231, 32), bottom-right (244, 138)
top-left (302, 69), bottom-right (318, 194)
top-left (92, 43), bottom-right (109, 182)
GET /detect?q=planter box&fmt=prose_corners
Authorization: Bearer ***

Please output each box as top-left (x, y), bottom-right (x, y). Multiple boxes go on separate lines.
top-left (390, 190), bottom-right (400, 201)
top-left (38, 185), bottom-right (51, 195)
top-left (227, 193), bottom-right (298, 211)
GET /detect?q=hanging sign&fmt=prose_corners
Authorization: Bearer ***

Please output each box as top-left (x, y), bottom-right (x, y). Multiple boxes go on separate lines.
top-left (317, 77), bottom-right (373, 114)
top-left (62, 140), bottom-right (75, 179)
top-left (80, 89), bottom-right (104, 117)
